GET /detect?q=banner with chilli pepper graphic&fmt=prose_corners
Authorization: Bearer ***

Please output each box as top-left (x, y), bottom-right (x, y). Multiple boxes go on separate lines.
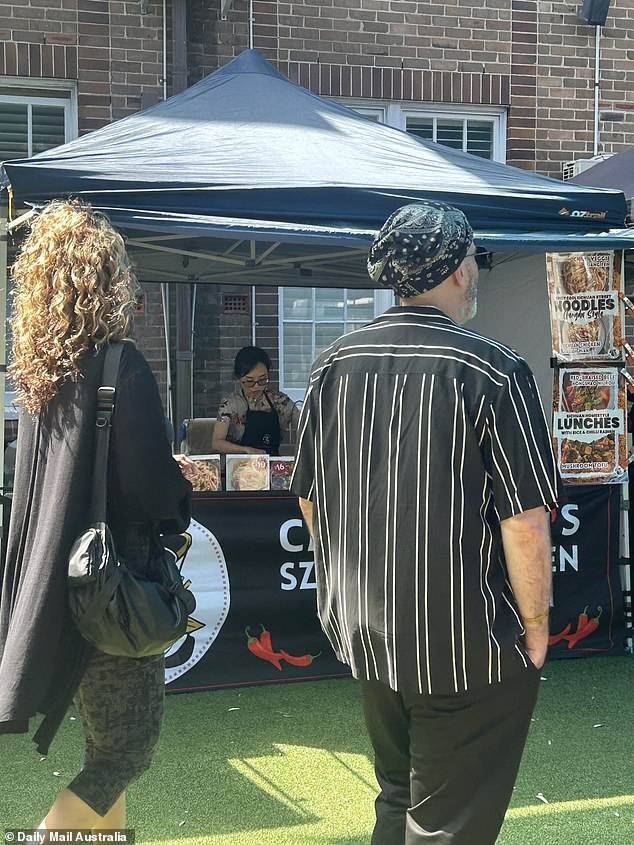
top-left (165, 486), bottom-right (625, 692)
top-left (549, 484), bottom-right (625, 659)
top-left (165, 491), bottom-right (351, 692)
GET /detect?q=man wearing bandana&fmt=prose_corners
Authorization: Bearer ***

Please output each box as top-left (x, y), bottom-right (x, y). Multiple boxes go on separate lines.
top-left (292, 202), bottom-right (561, 845)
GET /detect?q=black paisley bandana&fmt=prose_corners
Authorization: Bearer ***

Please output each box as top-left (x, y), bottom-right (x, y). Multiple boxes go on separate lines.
top-left (367, 201), bottom-right (474, 297)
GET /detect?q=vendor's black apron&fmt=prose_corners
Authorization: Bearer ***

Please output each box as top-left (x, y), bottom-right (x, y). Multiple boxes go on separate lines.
top-left (241, 392), bottom-right (280, 455)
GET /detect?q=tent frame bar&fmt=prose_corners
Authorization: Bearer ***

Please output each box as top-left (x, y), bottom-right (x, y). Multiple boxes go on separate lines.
top-left (127, 237), bottom-right (368, 274)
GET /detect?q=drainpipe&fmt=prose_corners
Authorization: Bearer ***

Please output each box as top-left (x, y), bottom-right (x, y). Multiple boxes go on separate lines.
top-left (171, 0), bottom-right (188, 94)
top-left (160, 282), bottom-right (173, 426)
top-left (162, 0), bottom-right (168, 99)
top-left (593, 24), bottom-right (601, 156)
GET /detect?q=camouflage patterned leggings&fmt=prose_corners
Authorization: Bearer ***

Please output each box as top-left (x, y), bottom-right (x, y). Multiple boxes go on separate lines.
top-left (68, 650), bottom-right (165, 816)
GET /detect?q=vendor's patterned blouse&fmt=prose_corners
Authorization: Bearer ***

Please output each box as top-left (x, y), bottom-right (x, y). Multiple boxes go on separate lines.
top-left (217, 388), bottom-right (300, 445)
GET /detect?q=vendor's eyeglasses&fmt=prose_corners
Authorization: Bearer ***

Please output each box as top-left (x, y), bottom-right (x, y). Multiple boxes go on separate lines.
top-left (241, 376), bottom-right (270, 387)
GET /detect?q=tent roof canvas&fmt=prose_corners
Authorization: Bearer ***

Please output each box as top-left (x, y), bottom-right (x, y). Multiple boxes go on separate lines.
top-left (569, 147), bottom-right (634, 199)
top-left (3, 49), bottom-right (634, 285)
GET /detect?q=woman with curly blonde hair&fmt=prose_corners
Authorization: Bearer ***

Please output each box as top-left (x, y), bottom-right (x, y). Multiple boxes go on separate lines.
top-left (0, 200), bottom-right (192, 832)
top-left (9, 199), bottom-right (137, 413)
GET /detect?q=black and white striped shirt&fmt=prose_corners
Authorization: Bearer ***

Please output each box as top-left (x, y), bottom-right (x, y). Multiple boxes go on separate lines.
top-left (291, 306), bottom-right (559, 695)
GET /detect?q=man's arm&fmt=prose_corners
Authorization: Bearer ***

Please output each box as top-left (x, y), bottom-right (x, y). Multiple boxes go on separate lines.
top-left (500, 505), bottom-right (552, 669)
top-left (299, 497), bottom-right (314, 538)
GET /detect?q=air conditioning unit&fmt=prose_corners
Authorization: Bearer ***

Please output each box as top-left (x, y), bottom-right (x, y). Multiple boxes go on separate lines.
top-left (562, 154), bottom-right (614, 180)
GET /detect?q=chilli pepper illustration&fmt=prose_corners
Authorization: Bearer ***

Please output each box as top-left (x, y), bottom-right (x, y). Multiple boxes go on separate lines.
top-left (245, 626), bottom-right (283, 670)
top-left (279, 649), bottom-right (321, 667)
top-left (576, 606), bottom-right (590, 632)
top-left (258, 624), bottom-right (274, 654)
top-left (245, 625), bottom-right (322, 671)
top-left (567, 606), bottom-right (602, 649)
top-left (548, 622), bottom-right (572, 646)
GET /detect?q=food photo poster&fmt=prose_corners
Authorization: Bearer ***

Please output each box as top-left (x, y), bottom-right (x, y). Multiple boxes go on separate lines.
top-left (547, 251), bottom-right (630, 484)
top-left (546, 251), bottom-right (623, 363)
top-left (552, 366), bottom-right (627, 485)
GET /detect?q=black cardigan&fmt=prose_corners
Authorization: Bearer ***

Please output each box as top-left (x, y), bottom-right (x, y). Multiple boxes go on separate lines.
top-left (0, 342), bottom-right (191, 753)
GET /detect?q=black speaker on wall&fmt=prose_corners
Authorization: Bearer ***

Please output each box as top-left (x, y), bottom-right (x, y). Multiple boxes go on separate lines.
top-left (577, 0), bottom-right (612, 26)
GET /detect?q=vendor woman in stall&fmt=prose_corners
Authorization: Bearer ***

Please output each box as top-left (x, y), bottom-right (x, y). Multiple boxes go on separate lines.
top-left (212, 346), bottom-right (300, 455)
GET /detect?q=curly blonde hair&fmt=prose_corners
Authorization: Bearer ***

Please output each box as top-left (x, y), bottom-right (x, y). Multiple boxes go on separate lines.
top-left (9, 199), bottom-right (139, 413)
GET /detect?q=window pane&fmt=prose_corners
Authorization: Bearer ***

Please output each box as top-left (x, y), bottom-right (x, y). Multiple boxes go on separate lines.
top-left (466, 120), bottom-right (493, 159)
top-left (406, 117), bottom-right (434, 141)
top-left (282, 287), bottom-right (312, 320)
top-left (315, 323), bottom-right (344, 354)
top-left (356, 109), bottom-right (383, 122)
top-left (435, 120), bottom-right (464, 150)
top-left (315, 289), bottom-right (345, 321)
top-left (346, 290), bottom-right (375, 322)
top-left (32, 105), bottom-right (66, 155)
top-left (280, 286), bottom-right (388, 394)
top-left (282, 324), bottom-right (313, 388)
top-left (0, 102), bottom-right (28, 162)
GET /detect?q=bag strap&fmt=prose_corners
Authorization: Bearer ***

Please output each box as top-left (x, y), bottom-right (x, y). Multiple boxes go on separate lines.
top-left (90, 343), bottom-right (125, 523)
top-left (80, 554), bottom-right (124, 620)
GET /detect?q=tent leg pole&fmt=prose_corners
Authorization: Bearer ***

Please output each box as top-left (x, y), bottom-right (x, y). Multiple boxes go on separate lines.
top-left (175, 283), bottom-right (193, 437)
top-left (160, 282), bottom-right (174, 441)
top-left (0, 206), bottom-right (8, 563)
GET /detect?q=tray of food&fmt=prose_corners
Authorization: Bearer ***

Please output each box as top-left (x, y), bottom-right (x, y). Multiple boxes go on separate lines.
top-left (225, 454), bottom-right (270, 491)
top-left (184, 454), bottom-right (222, 492)
top-left (269, 457), bottom-right (296, 490)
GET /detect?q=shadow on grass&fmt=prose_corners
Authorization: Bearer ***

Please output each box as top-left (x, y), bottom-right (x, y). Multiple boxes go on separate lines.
top-left (138, 677), bottom-right (373, 837)
top-left (3, 659), bottom-right (633, 844)
top-left (1, 678), bottom-right (375, 839)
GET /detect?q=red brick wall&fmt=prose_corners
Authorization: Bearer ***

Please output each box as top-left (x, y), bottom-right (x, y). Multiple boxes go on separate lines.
top-left (535, 1), bottom-right (634, 178)
top-left (131, 282), bottom-right (169, 401)
top-left (246, 0), bottom-right (634, 177)
top-left (2, 1), bottom-right (165, 131)
top-left (192, 283), bottom-right (252, 418)
top-left (6, 0), bottom-right (634, 176)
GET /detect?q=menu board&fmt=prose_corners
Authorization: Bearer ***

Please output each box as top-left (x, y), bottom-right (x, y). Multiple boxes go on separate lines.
top-left (225, 454), bottom-right (270, 491)
top-left (186, 454), bottom-right (222, 492)
top-left (547, 251), bottom-right (623, 362)
top-left (552, 366), bottom-right (627, 484)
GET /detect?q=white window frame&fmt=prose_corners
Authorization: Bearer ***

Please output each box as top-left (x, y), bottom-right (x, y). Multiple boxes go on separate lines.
top-left (279, 287), bottom-right (393, 402)
top-left (337, 98), bottom-right (507, 163)
top-left (0, 77), bottom-right (78, 160)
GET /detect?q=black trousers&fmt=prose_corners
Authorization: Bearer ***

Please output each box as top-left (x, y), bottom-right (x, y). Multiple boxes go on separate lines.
top-left (360, 665), bottom-right (540, 845)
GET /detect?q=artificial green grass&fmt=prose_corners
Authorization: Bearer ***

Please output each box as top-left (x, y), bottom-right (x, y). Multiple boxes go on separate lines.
top-left (1, 656), bottom-right (633, 844)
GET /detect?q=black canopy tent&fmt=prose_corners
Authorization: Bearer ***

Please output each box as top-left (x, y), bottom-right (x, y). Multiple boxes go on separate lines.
top-left (3, 48), bottom-right (634, 293)
top-left (2, 47), bottom-right (634, 427)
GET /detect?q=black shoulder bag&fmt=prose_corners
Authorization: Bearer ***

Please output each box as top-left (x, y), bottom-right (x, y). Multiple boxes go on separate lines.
top-left (67, 343), bottom-right (196, 658)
